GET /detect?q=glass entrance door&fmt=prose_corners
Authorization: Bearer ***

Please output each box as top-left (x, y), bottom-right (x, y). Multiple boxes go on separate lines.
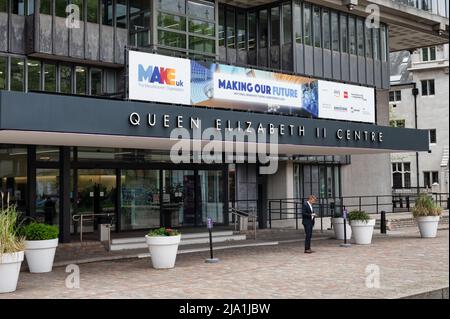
top-left (77, 169), bottom-right (117, 231)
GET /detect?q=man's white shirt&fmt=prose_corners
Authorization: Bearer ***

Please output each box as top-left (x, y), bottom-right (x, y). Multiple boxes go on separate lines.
top-left (307, 201), bottom-right (315, 220)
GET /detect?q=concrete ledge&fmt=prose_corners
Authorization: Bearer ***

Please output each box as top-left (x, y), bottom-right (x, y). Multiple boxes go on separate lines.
top-left (400, 286), bottom-right (449, 299)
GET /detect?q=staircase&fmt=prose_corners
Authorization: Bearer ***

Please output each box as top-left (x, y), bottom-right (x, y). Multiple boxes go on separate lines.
top-left (441, 147), bottom-right (449, 168)
top-left (109, 230), bottom-right (246, 251)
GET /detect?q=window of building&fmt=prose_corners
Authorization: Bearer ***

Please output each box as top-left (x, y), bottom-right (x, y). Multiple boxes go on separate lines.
top-left (60, 65), bottom-right (72, 94)
top-left (87, 0), bottom-right (99, 23)
top-left (331, 11), bottom-right (339, 51)
top-left (303, 4), bottom-right (311, 46)
top-left (55, 0), bottom-right (68, 17)
top-left (380, 24), bottom-right (388, 62)
top-left (189, 36), bottom-right (214, 54)
top-left (357, 18), bottom-right (364, 57)
top-left (248, 12), bottom-right (256, 51)
top-left (90, 68), bottom-right (102, 96)
top-left (72, 0), bottom-right (83, 20)
top-left (129, 0), bottom-right (151, 47)
top-left (187, 0), bottom-right (214, 20)
top-left (373, 27), bottom-right (380, 60)
top-left (102, 0), bottom-right (113, 26)
top-left (0, 56), bottom-right (6, 90)
top-left (0, 0), bottom-right (7, 12)
top-left (421, 79), bottom-right (435, 96)
top-left (365, 25), bottom-right (372, 58)
top-left (116, 0), bottom-right (127, 28)
top-left (75, 66), bottom-right (87, 95)
top-left (322, 9), bottom-right (330, 50)
top-left (283, 3), bottom-right (292, 45)
top-left (27, 59), bottom-right (41, 91)
top-left (313, 6), bottom-right (321, 48)
top-left (421, 46), bottom-right (437, 61)
top-left (10, 58), bottom-right (24, 92)
top-left (158, 0), bottom-right (185, 14)
top-left (340, 13), bottom-right (348, 53)
top-left (158, 12), bottom-right (185, 31)
top-left (44, 63), bottom-right (56, 92)
top-left (259, 9), bottom-right (268, 48)
top-left (236, 11), bottom-right (246, 50)
top-left (271, 6), bottom-right (280, 47)
top-left (424, 171), bottom-right (439, 187)
top-left (218, 5), bottom-right (225, 47)
top-left (392, 162), bottom-right (411, 188)
top-left (40, 0), bottom-right (51, 15)
top-left (348, 16), bottom-right (356, 55)
top-left (158, 30), bottom-right (186, 48)
top-left (429, 129), bottom-right (437, 144)
top-left (189, 19), bottom-right (214, 37)
top-left (12, 0), bottom-right (25, 15)
top-left (389, 90), bottom-right (402, 102)
top-left (390, 119), bottom-right (406, 128)
top-left (294, 1), bottom-right (302, 44)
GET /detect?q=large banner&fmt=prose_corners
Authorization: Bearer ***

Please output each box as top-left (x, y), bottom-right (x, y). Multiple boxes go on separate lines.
top-left (128, 51), bottom-right (375, 123)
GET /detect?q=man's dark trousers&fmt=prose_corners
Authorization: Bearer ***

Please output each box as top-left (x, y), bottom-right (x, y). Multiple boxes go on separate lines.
top-left (303, 219), bottom-right (314, 251)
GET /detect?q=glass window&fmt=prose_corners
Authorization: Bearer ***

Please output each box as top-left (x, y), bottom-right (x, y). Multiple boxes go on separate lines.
top-left (36, 169), bottom-right (60, 226)
top-left (158, 30), bottom-right (186, 48)
top-left (55, 0), bottom-right (68, 17)
top-left (189, 36), bottom-right (215, 54)
top-left (349, 16), bottom-right (356, 55)
top-left (303, 4), bottom-right (311, 46)
top-left (219, 5), bottom-right (225, 47)
top-left (90, 68), bottom-right (102, 96)
top-left (116, 0), bottom-right (127, 28)
top-left (72, 0), bottom-right (83, 20)
top-left (237, 12), bottom-right (246, 50)
top-left (75, 66), bottom-right (87, 95)
top-left (395, 90), bottom-right (401, 101)
top-left (373, 27), bottom-right (380, 60)
top-left (331, 11), bottom-right (339, 51)
top-left (187, 1), bottom-right (214, 20)
top-left (0, 0), bottom-right (7, 12)
top-left (271, 7), bottom-right (280, 46)
top-left (60, 65), bottom-right (72, 94)
top-left (248, 12), bottom-right (256, 50)
top-left (322, 9), bottom-right (330, 49)
top-left (365, 25), bottom-right (372, 58)
top-left (87, 0), bottom-right (99, 23)
top-left (26, 0), bottom-right (34, 15)
top-left (0, 145), bottom-right (28, 212)
top-left (12, 0), bottom-right (25, 15)
top-left (27, 59), bottom-right (41, 91)
top-left (283, 3), bottom-right (292, 44)
top-left (158, 0), bottom-right (185, 15)
top-left (357, 18), bottom-right (364, 57)
top-left (40, 0), bottom-right (51, 15)
top-left (102, 0), bottom-right (113, 26)
top-left (294, 1), bottom-right (302, 44)
top-left (340, 14), bottom-right (348, 53)
top-left (0, 56), bottom-right (6, 90)
top-left (429, 79), bottom-right (435, 95)
top-left (313, 6), bottom-right (321, 48)
top-left (380, 24), bottom-right (387, 61)
top-left (226, 7), bottom-right (235, 49)
top-left (44, 63), bottom-right (56, 92)
top-left (158, 12), bottom-right (186, 31)
top-left (259, 9), bottom-right (268, 48)
top-left (10, 58), bottom-right (24, 92)
top-left (189, 19), bottom-right (214, 36)
top-left (421, 79), bottom-right (435, 96)
top-left (429, 129), bottom-right (437, 144)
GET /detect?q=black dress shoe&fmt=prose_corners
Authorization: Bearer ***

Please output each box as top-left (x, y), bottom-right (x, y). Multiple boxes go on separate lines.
top-left (304, 249), bottom-right (313, 254)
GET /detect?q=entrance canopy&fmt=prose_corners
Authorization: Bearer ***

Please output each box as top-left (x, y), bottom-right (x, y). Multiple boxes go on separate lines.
top-left (0, 91), bottom-right (429, 155)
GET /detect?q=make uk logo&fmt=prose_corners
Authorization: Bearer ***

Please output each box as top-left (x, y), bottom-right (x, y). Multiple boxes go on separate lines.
top-left (138, 65), bottom-right (184, 87)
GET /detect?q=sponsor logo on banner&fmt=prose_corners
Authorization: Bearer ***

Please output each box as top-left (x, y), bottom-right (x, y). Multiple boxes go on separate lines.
top-left (128, 51), bottom-right (191, 105)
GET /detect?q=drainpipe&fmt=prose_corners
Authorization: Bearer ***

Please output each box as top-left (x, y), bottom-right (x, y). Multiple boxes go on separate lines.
top-left (412, 83), bottom-right (420, 194)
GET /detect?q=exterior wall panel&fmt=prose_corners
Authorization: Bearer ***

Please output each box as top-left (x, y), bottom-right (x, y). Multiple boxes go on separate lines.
top-left (86, 23), bottom-right (100, 61)
top-left (304, 45), bottom-right (313, 75)
top-left (100, 26), bottom-right (114, 63)
top-left (54, 17), bottom-right (69, 56)
top-left (0, 13), bottom-right (7, 52)
top-left (38, 14), bottom-right (53, 54)
top-left (323, 49), bottom-right (332, 78)
top-left (349, 54), bottom-right (358, 83)
top-left (10, 15), bottom-right (26, 54)
top-left (341, 52), bottom-right (349, 81)
top-left (313, 47), bottom-right (323, 77)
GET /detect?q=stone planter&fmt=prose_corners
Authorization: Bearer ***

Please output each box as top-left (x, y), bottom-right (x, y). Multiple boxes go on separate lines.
top-left (25, 238), bottom-right (59, 273)
top-left (416, 216), bottom-right (440, 238)
top-left (0, 251), bottom-right (24, 293)
top-left (331, 217), bottom-right (352, 240)
top-left (350, 219), bottom-right (376, 245)
top-left (145, 235), bottom-right (181, 269)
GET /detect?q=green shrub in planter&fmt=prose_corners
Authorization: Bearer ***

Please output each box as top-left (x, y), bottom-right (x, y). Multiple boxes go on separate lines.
top-left (0, 206), bottom-right (25, 254)
top-left (20, 222), bottom-right (59, 241)
top-left (348, 210), bottom-right (371, 222)
top-left (147, 227), bottom-right (180, 237)
top-left (412, 194), bottom-right (443, 218)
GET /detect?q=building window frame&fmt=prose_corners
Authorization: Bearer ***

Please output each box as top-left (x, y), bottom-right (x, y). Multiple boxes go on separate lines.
top-left (421, 79), bottom-right (435, 96)
top-left (392, 162), bottom-right (411, 189)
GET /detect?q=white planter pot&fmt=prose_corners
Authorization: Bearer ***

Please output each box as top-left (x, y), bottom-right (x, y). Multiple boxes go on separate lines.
top-left (331, 218), bottom-right (352, 240)
top-left (25, 238), bottom-right (59, 273)
top-left (350, 219), bottom-right (376, 245)
top-left (145, 235), bottom-right (181, 269)
top-left (0, 251), bottom-right (24, 293)
top-left (416, 216), bottom-right (440, 238)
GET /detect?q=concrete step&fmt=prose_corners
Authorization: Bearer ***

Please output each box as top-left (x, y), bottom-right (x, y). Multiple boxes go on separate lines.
top-left (110, 231), bottom-right (246, 251)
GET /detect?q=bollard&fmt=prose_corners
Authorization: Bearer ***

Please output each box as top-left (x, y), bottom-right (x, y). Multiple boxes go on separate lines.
top-left (380, 211), bottom-right (387, 234)
top-left (339, 207), bottom-right (351, 247)
top-left (205, 217), bottom-right (219, 263)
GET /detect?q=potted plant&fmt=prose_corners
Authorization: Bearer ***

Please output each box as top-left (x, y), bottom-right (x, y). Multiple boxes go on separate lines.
top-left (348, 210), bottom-right (376, 245)
top-left (145, 227), bottom-right (181, 269)
top-left (412, 195), bottom-right (442, 238)
top-left (331, 212), bottom-right (352, 240)
top-left (0, 206), bottom-right (25, 293)
top-left (20, 222), bottom-right (59, 273)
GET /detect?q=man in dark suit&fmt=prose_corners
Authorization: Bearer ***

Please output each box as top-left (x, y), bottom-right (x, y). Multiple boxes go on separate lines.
top-left (302, 195), bottom-right (317, 253)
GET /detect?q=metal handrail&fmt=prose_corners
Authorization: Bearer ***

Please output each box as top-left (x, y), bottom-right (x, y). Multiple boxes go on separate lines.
top-left (72, 212), bottom-right (115, 243)
top-left (230, 207), bottom-right (257, 240)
